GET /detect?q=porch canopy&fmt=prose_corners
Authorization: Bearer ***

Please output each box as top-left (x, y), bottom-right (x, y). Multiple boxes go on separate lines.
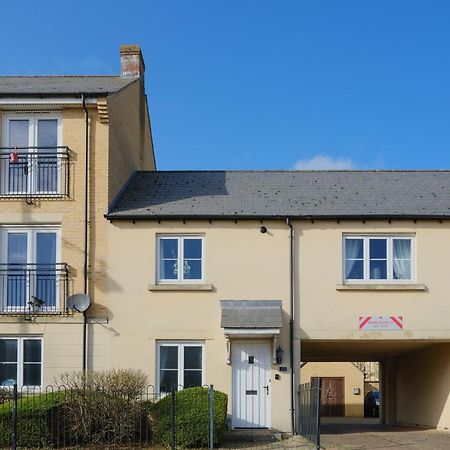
top-left (220, 300), bottom-right (283, 364)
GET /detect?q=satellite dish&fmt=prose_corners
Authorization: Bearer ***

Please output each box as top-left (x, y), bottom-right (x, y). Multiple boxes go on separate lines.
top-left (67, 294), bottom-right (91, 313)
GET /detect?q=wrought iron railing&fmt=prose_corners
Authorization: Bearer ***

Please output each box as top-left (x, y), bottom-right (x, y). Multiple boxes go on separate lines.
top-left (0, 383), bottom-right (219, 449)
top-left (0, 147), bottom-right (70, 198)
top-left (0, 263), bottom-right (69, 317)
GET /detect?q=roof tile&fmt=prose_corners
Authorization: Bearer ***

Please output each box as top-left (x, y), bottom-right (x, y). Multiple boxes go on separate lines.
top-left (107, 170), bottom-right (450, 219)
top-left (0, 76), bottom-right (135, 95)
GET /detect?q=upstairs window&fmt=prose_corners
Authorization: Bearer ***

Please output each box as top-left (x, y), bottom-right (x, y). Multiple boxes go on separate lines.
top-left (1, 227), bottom-right (61, 312)
top-left (1, 113), bottom-right (63, 195)
top-left (157, 236), bottom-right (204, 283)
top-left (344, 236), bottom-right (413, 282)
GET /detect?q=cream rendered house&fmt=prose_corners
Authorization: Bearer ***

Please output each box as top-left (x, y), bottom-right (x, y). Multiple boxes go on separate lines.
top-left (0, 46), bottom-right (154, 387)
top-left (2, 46), bottom-right (450, 435)
top-left (106, 171), bottom-right (450, 432)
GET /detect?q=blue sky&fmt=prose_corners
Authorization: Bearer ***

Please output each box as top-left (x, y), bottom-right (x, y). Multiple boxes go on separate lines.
top-left (2, 1), bottom-right (450, 170)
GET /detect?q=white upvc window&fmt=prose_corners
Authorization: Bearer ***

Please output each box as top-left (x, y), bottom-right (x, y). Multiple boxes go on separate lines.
top-left (0, 226), bottom-right (61, 312)
top-left (157, 341), bottom-right (205, 393)
top-left (343, 235), bottom-right (414, 283)
top-left (157, 236), bottom-right (204, 283)
top-left (0, 337), bottom-right (43, 388)
top-left (1, 112), bottom-right (62, 195)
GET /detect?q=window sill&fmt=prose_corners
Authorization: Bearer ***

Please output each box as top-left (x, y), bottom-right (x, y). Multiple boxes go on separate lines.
top-left (148, 283), bottom-right (214, 292)
top-left (0, 193), bottom-right (66, 199)
top-left (336, 283), bottom-right (426, 292)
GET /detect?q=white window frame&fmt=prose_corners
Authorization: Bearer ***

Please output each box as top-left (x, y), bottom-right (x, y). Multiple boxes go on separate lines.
top-left (156, 341), bottom-right (205, 394)
top-left (1, 112), bottom-right (63, 195)
top-left (343, 235), bottom-right (415, 284)
top-left (0, 337), bottom-right (43, 389)
top-left (0, 226), bottom-right (61, 312)
top-left (156, 235), bottom-right (205, 284)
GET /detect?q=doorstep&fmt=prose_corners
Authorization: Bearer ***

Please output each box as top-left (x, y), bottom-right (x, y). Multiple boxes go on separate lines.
top-left (223, 429), bottom-right (280, 444)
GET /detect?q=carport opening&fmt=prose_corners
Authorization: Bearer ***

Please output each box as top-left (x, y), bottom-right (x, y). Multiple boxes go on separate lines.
top-left (300, 360), bottom-right (381, 429)
top-left (299, 340), bottom-right (450, 444)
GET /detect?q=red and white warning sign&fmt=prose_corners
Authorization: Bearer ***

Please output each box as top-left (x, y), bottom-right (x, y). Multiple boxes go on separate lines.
top-left (359, 316), bottom-right (403, 331)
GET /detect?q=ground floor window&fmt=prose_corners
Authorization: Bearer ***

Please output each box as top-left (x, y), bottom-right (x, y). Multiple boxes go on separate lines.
top-left (157, 341), bottom-right (204, 393)
top-left (0, 337), bottom-right (42, 388)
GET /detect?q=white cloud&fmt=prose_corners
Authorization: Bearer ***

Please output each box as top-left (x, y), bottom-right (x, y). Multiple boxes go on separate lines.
top-left (293, 155), bottom-right (356, 170)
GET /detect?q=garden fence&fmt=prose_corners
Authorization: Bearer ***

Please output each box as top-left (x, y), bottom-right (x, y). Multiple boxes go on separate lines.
top-left (0, 384), bottom-right (221, 449)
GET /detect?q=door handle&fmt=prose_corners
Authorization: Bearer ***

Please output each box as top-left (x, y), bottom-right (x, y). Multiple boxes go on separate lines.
top-left (263, 385), bottom-right (269, 395)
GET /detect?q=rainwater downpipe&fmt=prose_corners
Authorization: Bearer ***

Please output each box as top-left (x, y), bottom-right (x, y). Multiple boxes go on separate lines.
top-left (82, 95), bottom-right (89, 373)
top-left (286, 217), bottom-right (296, 434)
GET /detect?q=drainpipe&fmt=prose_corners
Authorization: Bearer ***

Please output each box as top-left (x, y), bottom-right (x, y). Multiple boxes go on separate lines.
top-left (286, 217), bottom-right (296, 434)
top-left (82, 95), bottom-right (89, 373)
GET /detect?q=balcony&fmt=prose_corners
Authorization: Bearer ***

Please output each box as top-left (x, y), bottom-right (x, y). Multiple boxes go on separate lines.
top-left (0, 147), bottom-right (70, 199)
top-left (0, 263), bottom-right (70, 317)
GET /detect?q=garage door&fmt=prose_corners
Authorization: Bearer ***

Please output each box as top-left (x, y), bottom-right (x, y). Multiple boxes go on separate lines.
top-left (312, 377), bottom-right (345, 417)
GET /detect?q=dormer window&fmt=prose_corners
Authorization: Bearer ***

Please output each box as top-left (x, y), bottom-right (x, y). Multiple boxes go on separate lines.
top-left (1, 113), bottom-right (69, 197)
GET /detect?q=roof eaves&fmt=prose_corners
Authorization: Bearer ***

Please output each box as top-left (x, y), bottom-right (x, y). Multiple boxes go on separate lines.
top-left (104, 213), bottom-right (450, 221)
top-left (0, 91), bottom-right (115, 98)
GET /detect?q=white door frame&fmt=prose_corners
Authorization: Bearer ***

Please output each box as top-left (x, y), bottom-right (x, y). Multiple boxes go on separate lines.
top-left (231, 340), bottom-right (271, 429)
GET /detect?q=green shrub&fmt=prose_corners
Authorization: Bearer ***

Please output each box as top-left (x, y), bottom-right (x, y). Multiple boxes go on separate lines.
top-left (58, 368), bottom-right (148, 445)
top-left (0, 392), bottom-right (65, 448)
top-left (152, 387), bottom-right (228, 448)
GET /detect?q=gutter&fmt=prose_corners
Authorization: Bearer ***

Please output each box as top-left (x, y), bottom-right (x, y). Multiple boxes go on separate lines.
top-left (82, 94), bottom-right (89, 373)
top-left (286, 218), bottom-right (296, 434)
top-left (104, 213), bottom-right (450, 221)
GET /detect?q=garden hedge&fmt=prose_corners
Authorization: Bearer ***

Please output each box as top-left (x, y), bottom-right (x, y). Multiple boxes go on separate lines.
top-left (0, 392), bottom-right (64, 448)
top-left (0, 384), bottom-right (228, 448)
top-left (152, 387), bottom-right (228, 448)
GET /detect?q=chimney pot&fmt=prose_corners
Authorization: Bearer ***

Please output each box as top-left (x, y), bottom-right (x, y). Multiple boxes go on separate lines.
top-left (120, 45), bottom-right (145, 78)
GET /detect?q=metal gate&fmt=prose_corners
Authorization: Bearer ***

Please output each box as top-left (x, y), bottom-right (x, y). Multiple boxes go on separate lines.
top-left (298, 378), bottom-right (321, 450)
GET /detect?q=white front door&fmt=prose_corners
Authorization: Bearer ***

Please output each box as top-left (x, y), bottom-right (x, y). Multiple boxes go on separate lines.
top-left (232, 341), bottom-right (271, 428)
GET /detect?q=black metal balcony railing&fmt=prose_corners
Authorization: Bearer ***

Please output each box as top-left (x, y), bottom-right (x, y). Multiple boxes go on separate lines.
top-left (0, 263), bottom-right (69, 317)
top-left (0, 147), bottom-right (70, 198)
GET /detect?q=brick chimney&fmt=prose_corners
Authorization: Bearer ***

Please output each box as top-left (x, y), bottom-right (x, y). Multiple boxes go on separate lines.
top-left (120, 45), bottom-right (145, 78)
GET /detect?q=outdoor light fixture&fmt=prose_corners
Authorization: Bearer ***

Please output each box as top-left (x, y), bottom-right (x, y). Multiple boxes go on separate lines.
top-left (260, 226), bottom-right (268, 234)
top-left (275, 345), bottom-right (284, 364)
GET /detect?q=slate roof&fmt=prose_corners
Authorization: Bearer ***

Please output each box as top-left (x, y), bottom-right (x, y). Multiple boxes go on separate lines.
top-left (0, 76), bottom-right (135, 96)
top-left (220, 300), bottom-right (283, 329)
top-left (106, 170), bottom-right (450, 219)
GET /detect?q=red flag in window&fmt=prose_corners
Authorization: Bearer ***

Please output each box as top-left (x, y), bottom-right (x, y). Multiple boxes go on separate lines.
top-left (9, 151), bottom-right (19, 163)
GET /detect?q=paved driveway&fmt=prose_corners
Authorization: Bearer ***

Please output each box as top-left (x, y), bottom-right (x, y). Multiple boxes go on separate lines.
top-left (320, 417), bottom-right (450, 450)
